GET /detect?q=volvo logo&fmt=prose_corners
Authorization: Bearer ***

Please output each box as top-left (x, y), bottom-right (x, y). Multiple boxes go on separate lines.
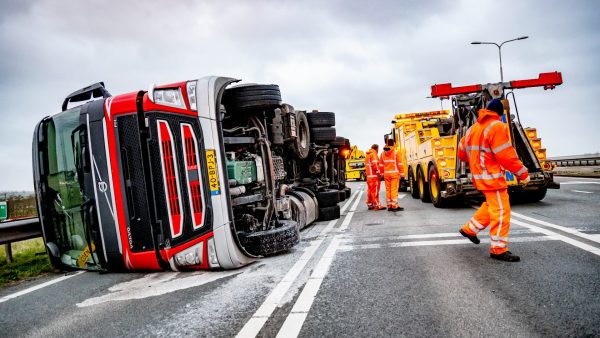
top-left (98, 181), bottom-right (108, 192)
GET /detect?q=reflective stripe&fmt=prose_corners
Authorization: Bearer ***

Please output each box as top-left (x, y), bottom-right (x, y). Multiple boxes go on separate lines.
top-left (472, 172), bottom-right (505, 179)
top-left (470, 217), bottom-right (485, 230)
top-left (490, 235), bottom-right (508, 241)
top-left (367, 175), bottom-right (378, 178)
top-left (384, 170), bottom-right (399, 174)
top-left (490, 241), bottom-right (507, 248)
top-left (468, 223), bottom-right (479, 233)
top-left (515, 166), bottom-right (528, 176)
top-left (483, 120), bottom-right (501, 138)
top-left (467, 145), bottom-right (491, 152)
top-left (459, 142), bottom-right (466, 152)
top-left (492, 141), bottom-right (512, 154)
top-left (496, 190), bottom-right (504, 241)
top-left (384, 160), bottom-right (395, 163)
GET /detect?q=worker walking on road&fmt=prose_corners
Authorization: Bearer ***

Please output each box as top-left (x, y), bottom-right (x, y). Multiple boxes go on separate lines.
top-left (458, 98), bottom-right (530, 262)
top-left (380, 139), bottom-right (404, 211)
top-left (365, 144), bottom-right (385, 210)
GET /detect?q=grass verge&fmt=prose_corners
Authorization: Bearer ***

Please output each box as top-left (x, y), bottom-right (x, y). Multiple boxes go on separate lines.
top-left (0, 238), bottom-right (56, 287)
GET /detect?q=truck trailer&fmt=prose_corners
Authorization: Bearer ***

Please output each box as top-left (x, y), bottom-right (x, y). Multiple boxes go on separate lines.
top-left (32, 77), bottom-right (350, 272)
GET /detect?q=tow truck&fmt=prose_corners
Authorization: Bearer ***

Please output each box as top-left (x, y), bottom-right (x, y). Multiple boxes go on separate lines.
top-left (344, 146), bottom-right (367, 181)
top-left (388, 72), bottom-right (562, 207)
top-left (32, 77), bottom-right (350, 271)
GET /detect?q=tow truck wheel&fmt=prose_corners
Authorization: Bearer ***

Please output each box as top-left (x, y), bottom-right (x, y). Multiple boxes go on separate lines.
top-left (409, 169), bottom-right (419, 199)
top-left (222, 84), bottom-right (282, 111)
top-left (429, 165), bottom-right (451, 208)
top-left (238, 220), bottom-right (300, 256)
top-left (289, 111), bottom-right (311, 159)
top-left (360, 171), bottom-right (367, 181)
top-left (418, 167), bottom-right (431, 203)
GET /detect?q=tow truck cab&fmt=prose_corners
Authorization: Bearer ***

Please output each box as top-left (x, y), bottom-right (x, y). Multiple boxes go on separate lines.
top-left (33, 77), bottom-right (349, 271)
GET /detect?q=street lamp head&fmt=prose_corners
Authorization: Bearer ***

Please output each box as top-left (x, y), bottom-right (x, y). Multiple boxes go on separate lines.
top-left (517, 36), bottom-right (529, 40)
top-left (471, 41), bottom-right (482, 45)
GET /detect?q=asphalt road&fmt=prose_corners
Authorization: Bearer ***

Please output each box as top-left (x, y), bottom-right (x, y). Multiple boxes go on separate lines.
top-left (1, 176), bottom-right (599, 337)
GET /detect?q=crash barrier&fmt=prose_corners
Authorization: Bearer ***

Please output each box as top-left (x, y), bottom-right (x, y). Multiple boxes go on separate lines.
top-left (549, 155), bottom-right (600, 167)
top-left (0, 217), bottom-right (42, 263)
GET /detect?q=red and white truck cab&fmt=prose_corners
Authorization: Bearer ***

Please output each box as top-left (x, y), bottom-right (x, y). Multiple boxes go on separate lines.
top-left (33, 77), bottom-right (350, 271)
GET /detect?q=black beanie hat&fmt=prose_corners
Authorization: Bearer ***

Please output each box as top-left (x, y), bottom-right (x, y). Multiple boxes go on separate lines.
top-left (486, 98), bottom-right (504, 116)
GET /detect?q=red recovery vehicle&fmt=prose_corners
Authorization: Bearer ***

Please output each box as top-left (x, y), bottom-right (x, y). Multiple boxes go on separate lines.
top-left (32, 77), bottom-right (351, 271)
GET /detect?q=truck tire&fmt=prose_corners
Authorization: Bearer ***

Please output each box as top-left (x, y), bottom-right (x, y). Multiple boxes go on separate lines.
top-left (429, 165), bottom-right (452, 208)
top-left (310, 127), bottom-right (336, 143)
top-left (288, 195), bottom-right (307, 230)
top-left (418, 167), bottom-right (431, 202)
top-left (360, 171), bottom-right (367, 181)
top-left (288, 111), bottom-right (311, 159)
top-left (331, 136), bottom-right (346, 147)
top-left (318, 205), bottom-right (340, 221)
top-left (222, 84), bottom-right (282, 112)
top-left (317, 189), bottom-right (340, 207)
top-left (512, 187), bottom-right (547, 203)
top-left (238, 220), bottom-right (299, 256)
top-left (409, 169), bottom-right (419, 199)
top-left (338, 190), bottom-right (347, 202)
top-left (307, 111), bottom-right (335, 127)
top-left (344, 187), bottom-right (351, 199)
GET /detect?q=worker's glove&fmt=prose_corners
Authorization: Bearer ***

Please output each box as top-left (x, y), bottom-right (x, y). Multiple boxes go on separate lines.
top-left (518, 176), bottom-right (530, 186)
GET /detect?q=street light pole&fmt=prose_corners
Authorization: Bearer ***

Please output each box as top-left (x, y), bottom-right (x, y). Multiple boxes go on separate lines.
top-left (471, 36), bottom-right (529, 83)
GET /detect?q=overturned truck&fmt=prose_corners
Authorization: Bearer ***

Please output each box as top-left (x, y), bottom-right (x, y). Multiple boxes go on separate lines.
top-left (32, 77), bottom-right (351, 271)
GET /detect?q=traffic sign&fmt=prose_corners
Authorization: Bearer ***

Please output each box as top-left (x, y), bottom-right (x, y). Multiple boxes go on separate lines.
top-left (0, 201), bottom-right (7, 221)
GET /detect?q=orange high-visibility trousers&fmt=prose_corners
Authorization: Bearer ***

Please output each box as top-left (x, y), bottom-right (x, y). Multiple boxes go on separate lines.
top-left (366, 177), bottom-right (382, 207)
top-left (461, 188), bottom-right (511, 254)
top-left (384, 173), bottom-right (400, 208)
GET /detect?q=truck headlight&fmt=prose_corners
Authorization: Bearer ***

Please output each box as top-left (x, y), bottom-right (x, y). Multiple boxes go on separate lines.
top-left (173, 242), bottom-right (203, 267)
top-left (154, 88), bottom-right (186, 109)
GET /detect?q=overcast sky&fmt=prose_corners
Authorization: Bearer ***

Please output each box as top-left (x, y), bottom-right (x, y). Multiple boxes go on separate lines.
top-left (1, 0), bottom-right (598, 190)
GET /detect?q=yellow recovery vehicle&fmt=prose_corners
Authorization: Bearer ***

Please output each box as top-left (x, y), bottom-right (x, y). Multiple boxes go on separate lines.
top-left (345, 146), bottom-right (367, 181)
top-left (388, 72), bottom-right (562, 207)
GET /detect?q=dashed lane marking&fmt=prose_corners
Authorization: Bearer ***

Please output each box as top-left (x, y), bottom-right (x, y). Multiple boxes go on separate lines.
top-left (560, 181), bottom-right (600, 185)
top-left (0, 271), bottom-right (85, 304)
top-left (235, 188), bottom-right (362, 338)
top-left (572, 190), bottom-right (593, 194)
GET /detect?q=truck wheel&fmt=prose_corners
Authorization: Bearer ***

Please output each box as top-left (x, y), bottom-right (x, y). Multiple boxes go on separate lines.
top-left (338, 190), bottom-right (347, 202)
top-left (399, 179), bottom-right (408, 192)
top-left (360, 171), bottom-right (367, 181)
top-left (222, 84), bottom-right (282, 111)
top-left (344, 187), bottom-right (351, 199)
top-left (409, 169), bottom-right (419, 199)
top-left (513, 188), bottom-right (547, 203)
top-left (317, 189), bottom-right (340, 207)
top-left (238, 220), bottom-right (300, 256)
top-left (331, 136), bottom-right (346, 147)
top-left (318, 205), bottom-right (341, 221)
top-left (307, 111), bottom-right (335, 127)
top-left (429, 165), bottom-right (451, 208)
top-left (418, 167), bottom-right (431, 203)
top-left (310, 127), bottom-right (336, 143)
top-left (289, 111), bottom-right (310, 159)
top-left (288, 195), bottom-right (307, 230)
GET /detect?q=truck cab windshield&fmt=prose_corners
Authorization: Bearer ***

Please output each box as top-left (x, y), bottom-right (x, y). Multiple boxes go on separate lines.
top-left (42, 108), bottom-right (100, 270)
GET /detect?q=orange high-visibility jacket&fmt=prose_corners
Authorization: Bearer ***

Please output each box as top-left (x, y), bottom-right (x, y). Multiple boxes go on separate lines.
top-left (364, 149), bottom-right (380, 178)
top-left (380, 147), bottom-right (403, 175)
top-left (457, 109), bottom-right (529, 191)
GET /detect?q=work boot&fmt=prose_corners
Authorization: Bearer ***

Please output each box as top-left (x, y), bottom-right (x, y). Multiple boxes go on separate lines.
top-left (490, 251), bottom-right (520, 262)
top-left (459, 229), bottom-right (480, 244)
top-left (374, 205), bottom-right (386, 210)
top-left (388, 206), bottom-right (404, 211)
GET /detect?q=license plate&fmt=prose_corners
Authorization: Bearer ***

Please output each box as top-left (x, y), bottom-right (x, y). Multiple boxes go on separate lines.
top-left (205, 149), bottom-right (221, 195)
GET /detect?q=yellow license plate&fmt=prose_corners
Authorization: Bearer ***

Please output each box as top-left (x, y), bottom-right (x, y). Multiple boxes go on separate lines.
top-left (77, 242), bottom-right (96, 268)
top-left (205, 149), bottom-right (221, 195)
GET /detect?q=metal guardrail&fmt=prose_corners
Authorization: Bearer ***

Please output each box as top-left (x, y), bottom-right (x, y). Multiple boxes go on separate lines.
top-left (0, 217), bottom-right (42, 263)
top-left (549, 155), bottom-right (600, 167)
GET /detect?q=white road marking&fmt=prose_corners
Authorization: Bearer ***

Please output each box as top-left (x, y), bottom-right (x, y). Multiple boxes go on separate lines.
top-left (512, 219), bottom-right (600, 257)
top-left (0, 271), bottom-right (85, 304)
top-left (512, 212), bottom-right (600, 245)
top-left (560, 181), bottom-right (600, 185)
top-left (77, 270), bottom-right (239, 307)
top-left (338, 235), bottom-right (557, 251)
top-left (276, 237), bottom-right (342, 338)
top-left (572, 190), bottom-right (593, 194)
top-left (398, 193), bottom-right (408, 199)
top-left (339, 190), bottom-right (364, 231)
top-left (235, 189), bottom-right (362, 338)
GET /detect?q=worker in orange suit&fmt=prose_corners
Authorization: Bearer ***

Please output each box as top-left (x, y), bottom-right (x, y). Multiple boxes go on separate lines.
top-left (458, 98), bottom-right (530, 262)
top-left (365, 144), bottom-right (385, 210)
top-left (380, 139), bottom-right (404, 211)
